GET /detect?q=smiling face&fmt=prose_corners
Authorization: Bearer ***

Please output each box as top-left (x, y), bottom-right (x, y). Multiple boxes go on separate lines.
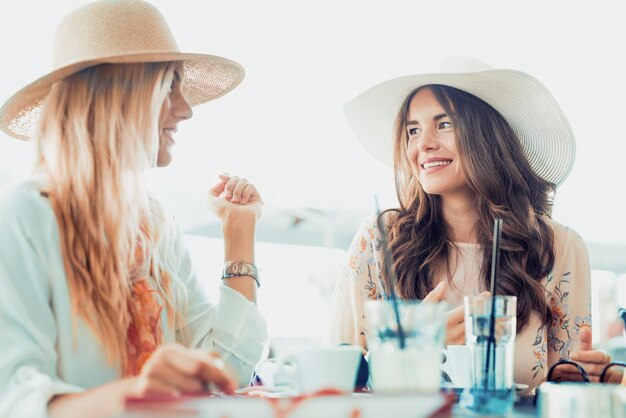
top-left (404, 87), bottom-right (470, 199)
top-left (157, 63), bottom-right (193, 167)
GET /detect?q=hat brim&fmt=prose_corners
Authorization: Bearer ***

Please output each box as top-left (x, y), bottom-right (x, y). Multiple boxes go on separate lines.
top-left (344, 69), bottom-right (575, 186)
top-left (0, 52), bottom-right (244, 140)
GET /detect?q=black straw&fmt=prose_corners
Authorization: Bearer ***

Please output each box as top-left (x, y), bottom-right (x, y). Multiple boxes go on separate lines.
top-left (374, 195), bottom-right (406, 350)
top-left (484, 218), bottom-right (503, 390)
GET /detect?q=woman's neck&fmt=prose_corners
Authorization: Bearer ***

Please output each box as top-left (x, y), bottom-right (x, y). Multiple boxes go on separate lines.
top-left (441, 192), bottom-right (479, 243)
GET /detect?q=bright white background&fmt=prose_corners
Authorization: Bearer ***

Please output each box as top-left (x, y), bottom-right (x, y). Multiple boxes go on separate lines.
top-left (1, 0), bottom-right (625, 344)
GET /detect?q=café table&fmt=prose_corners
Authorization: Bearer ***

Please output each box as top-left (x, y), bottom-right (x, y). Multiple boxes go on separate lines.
top-left (453, 395), bottom-right (536, 417)
top-left (120, 388), bottom-right (538, 418)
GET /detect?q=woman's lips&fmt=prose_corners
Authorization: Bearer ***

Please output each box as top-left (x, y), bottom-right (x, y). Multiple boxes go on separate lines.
top-left (420, 159), bottom-right (452, 173)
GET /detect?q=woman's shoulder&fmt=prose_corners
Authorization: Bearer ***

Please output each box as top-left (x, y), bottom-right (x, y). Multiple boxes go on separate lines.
top-left (353, 210), bottom-right (399, 241)
top-left (359, 209), bottom-right (397, 233)
top-left (547, 219), bottom-right (589, 276)
top-left (548, 219), bottom-right (586, 253)
top-left (0, 180), bottom-right (55, 229)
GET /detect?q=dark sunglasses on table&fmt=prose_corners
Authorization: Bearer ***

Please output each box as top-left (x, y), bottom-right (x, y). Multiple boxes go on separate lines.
top-left (546, 308), bottom-right (626, 383)
top-left (528, 360), bottom-right (626, 407)
top-left (546, 359), bottom-right (626, 384)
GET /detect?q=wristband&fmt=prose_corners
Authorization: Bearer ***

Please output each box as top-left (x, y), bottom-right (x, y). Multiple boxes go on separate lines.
top-left (221, 261), bottom-right (260, 288)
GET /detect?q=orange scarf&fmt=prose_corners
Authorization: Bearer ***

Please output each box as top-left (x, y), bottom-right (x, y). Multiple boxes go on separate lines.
top-left (125, 278), bottom-right (163, 376)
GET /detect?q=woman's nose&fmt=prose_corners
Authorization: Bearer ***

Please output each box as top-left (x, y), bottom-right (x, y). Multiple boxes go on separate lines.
top-left (174, 93), bottom-right (193, 121)
top-left (416, 127), bottom-right (439, 152)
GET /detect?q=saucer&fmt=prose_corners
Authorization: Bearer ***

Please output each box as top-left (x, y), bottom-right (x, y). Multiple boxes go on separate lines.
top-left (235, 385), bottom-right (298, 398)
top-left (441, 383), bottom-right (529, 395)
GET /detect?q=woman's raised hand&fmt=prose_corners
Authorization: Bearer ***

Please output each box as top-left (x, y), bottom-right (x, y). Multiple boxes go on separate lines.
top-left (208, 174), bottom-right (263, 222)
top-left (424, 282), bottom-right (465, 346)
top-left (424, 282), bottom-right (489, 346)
top-left (131, 344), bottom-right (237, 397)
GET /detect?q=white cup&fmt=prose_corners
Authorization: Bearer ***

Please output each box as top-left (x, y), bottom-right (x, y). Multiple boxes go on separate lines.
top-left (441, 344), bottom-right (511, 389)
top-left (276, 346), bottom-right (361, 394)
top-left (441, 345), bottom-right (472, 388)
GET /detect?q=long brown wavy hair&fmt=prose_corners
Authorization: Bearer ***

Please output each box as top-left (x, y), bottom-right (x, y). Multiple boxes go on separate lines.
top-left (34, 62), bottom-right (186, 372)
top-left (382, 84), bottom-right (555, 331)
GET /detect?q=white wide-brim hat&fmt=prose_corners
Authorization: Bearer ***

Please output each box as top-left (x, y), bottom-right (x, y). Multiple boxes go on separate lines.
top-left (0, 0), bottom-right (245, 140)
top-left (344, 57), bottom-right (575, 186)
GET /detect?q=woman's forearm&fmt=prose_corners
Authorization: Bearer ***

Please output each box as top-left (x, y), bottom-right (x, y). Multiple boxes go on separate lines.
top-left (48, 377), bottom-right (137, 418)
top-left (221, 211), bottom-right (257, 304)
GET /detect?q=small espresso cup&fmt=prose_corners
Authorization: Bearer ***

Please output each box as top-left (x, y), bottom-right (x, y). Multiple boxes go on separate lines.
top-left (275, 345), bottom-right (361, 394)
top-left (441, 345), bottom-right (472, 388)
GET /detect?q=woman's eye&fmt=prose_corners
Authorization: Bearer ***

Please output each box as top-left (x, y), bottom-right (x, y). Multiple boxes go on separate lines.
top-left (439, 121), bottom-right (452, 129)
top-left (407, 127), bottom-right (420, 136)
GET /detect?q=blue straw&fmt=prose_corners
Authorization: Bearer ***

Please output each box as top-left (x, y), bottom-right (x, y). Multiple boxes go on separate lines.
top-left (484, 218), bottom-right (503, 390)
top-left (374, 195), bottom-right (406, 350)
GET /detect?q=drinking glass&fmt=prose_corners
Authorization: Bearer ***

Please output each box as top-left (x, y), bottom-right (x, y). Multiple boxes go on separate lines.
top-left (364, 299), bottom-right (446, 393)
top-left (460, 295), bottom-right (517, 415)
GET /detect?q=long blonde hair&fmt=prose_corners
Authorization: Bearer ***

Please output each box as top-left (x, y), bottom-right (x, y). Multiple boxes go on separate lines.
top-left (34, 62), bottom-right (185, 371)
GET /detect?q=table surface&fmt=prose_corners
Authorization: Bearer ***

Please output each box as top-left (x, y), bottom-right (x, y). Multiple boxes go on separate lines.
top-left (453, 396), bottom-right (536, 417)
top-left (120, 390), bottom-right (537, 418)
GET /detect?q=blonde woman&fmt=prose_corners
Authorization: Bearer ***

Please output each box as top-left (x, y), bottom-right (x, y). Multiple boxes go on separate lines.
top-left (0, 1), bottom-right (266, 417)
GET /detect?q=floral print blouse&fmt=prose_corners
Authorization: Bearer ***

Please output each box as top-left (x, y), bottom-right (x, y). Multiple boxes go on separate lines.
top-left (326, 215), bottom-right (592, 392)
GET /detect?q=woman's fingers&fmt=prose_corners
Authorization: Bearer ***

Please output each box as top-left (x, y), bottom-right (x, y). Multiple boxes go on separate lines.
top-left (148, 365), bottom-right (205, 394)
top-left (571, 361), bottom-right (611, 378)
top-left (549, 362), bottom-right (597, 382)
top-left (570, 349), bottom-right (611, 366)
top-left (230, 178), bottom-right (249, 203)
top-left (550, 348), bottom-right (613, 383)
top-left (423, 282), bottom-right (446, 303)
top-left (214, 175), bottom-right (261, 205)
top-left (223, 176), bottom-right (240, 199)
top-left (196, 355), bottom-right (237, 394)
top-left (139, 346), bottom-right (199, 395)
top-left (159, 348), bottom-right (212, 394)
top-left (550, 370), bottom-right (596, 382)
top-left (570, 349), bottom-right (611, 378)
top-left (240, 184), bottom-right (258, 204)
top-left (134, 376), bottom-right (183, 397)
top-left (182, 349), bottom-right (237, 394)
top-left (577, 326), bottom-right (593, 351)
top-left (136, 345), bottom-right (237, 397)
top-left (447, 304), bottom-right (464, 324)
top-left (445, 305), bottom-right (465, 345)
top-left (209, 178), bottom-right (228, 198)
top-left (161, 344), bottom-right (203, 375)
top-left (446, 323), bottom-right (465, 345)
top-left (552, 363), bottom-right (587, 375)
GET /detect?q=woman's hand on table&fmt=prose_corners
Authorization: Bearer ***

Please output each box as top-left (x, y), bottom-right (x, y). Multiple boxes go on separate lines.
top-left (131, 344), bottom-right (237, 396)
top-left (550, 326), bottom-right (612, 383)
top-left (49, 344), bottom-right (237, 418)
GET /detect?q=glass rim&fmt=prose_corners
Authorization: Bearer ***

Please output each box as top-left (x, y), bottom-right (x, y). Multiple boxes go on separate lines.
top-left (463, 294), bottom-right (517, 302)
top-left (364, 299), bottom-right (448, 311)
top-left (364, 299), bottom-right (435, 306)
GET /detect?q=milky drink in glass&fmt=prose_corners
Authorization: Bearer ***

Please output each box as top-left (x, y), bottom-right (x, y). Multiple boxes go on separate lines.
top-left (365, 300), bottom-right (446, 393)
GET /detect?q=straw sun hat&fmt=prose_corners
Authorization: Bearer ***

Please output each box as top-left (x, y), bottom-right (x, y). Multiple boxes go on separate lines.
top-left (344, 57), bottom-right (576, 186)
top-left (0, 0), bottom-right (244, 140)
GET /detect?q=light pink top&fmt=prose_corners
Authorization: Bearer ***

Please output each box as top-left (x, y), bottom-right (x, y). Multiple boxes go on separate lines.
top-left (326, 215), bottom-right (591, 392)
